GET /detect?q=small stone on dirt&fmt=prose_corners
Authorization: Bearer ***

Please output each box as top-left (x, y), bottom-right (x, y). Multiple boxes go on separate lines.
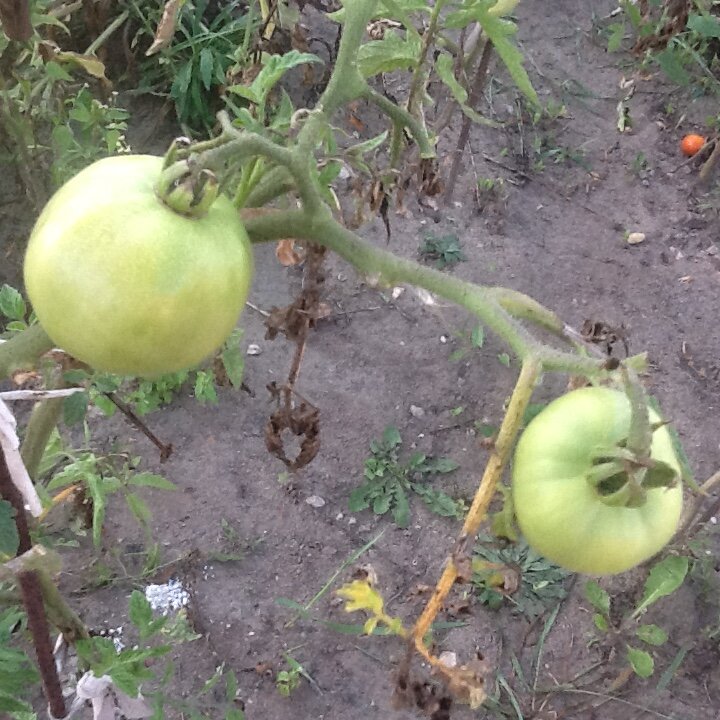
top-left (305, 495), bottom-right (326, 508)
top-left (627, 232), bottom-right (646, 245)
top-left (410, 405), bottom-right (425, 418)
top-left (247, 344), bottom-right (262, 355)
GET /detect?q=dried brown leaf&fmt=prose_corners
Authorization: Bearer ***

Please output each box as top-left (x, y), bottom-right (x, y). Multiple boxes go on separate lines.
top-left (146, 0), bottom-right (184, 56)
top-left (264, 400), bottom-right (320, 471)
top-left (275, 238), bottom-right (305, 267)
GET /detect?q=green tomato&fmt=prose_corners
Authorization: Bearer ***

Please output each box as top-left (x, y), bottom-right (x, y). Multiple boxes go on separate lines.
top-left (24, 155), bottom-right (254, 377)
top-left (512, 387), bottom-right (683, 576)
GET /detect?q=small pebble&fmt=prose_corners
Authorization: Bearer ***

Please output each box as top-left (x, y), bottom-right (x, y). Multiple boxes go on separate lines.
top-left (306, 495), bottom-right (326, 508)
top-left (247, 344), bottom-right (262, 356)
top-left (627, 232), bottom-right (646, 245)
top-left (410, 405), bottom-right (425, 419)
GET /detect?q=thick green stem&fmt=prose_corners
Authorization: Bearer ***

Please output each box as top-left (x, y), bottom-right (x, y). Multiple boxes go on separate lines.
top-left (0, 325), bottom-right (54, 380)
top-left (21, 369), bottom-right (65, 481)
top-left (242, 209), bottom-right (609, 377)
top-left (243, 166), bottom-right (296, 207)
top-left (319, 0), bottom-right (378, 114)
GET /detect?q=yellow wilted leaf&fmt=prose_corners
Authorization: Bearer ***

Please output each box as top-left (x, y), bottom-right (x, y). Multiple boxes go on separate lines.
top-left (336, 579), bottom-right (384, 616)
top-left (54, 51), bottom-right (107, 79)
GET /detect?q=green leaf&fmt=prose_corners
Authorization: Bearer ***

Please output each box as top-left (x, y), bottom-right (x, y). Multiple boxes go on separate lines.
top-left (199, 47), bottom-right (215, 90)
top-left (44, 60), bottom-right (73, 82)
top-left (0, 501), bottom-right (19, 557)
top-left (127, 473), bottom-right (176, 490)
top-left (372, 493), bottom-right (391, 515)
top-left (357, 30), bottom-right (421, 77)
top-left (686, 13), bottom-right (720, 39)
top-left (348, 486), bottom-right (371, 512)
top-left (422, 457), bottom-right (459, 474)
top-left (225, 84), bottom-right (260, 104)
top-left (347, 130), bottom-right (389, 157)
top-left (194, 371), bottom-right (218, 404)
top-left (632, 556), bottom-right (688, 618)
top-left (607, 22), bottom-right (625, 52)
top-left (129, 590), bottom-right (153, 633)
top-left (627, 646), bottom-right (654, 678)
top-left (126, 493), bottom-right (152, 526)
top-left (471, 325), bottom-right (485, 348)
top-left (0, 285), bottom-right (26, 321)
top-left (221, 331), bottom-right (245, 388)
top-left (248, 51), bottom-right (322, 113)
top-left (392, 485), bottom-right (410, 527)
top-left (655, 47), bottom-right (690, 86)
top-left (498, 352), bottom-right (511, 367)
top-left (593, 613), bottom-right (609, 632)
top-left (636, 624), bottom-right (668, 646)
top-left (63, 392), bottom-right (88, 426)
top-left (382, 425), bottom-right (402, 448)
top-left (584, 580), bottom-right (611, 616)
top-left (436, 53), bottom-right (467, 104)
top-left (0, 693), bottom-right (33, 713)
top-left (447, 7), bottom-right (539, 107)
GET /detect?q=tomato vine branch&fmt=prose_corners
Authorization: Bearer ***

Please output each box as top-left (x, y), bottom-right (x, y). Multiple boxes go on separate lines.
top-left (242, 209), bottom-right (611, 377)
top-left (411, 357), bottom-right (541, 704)
top-left (0, 324), bottom-right (54, 378)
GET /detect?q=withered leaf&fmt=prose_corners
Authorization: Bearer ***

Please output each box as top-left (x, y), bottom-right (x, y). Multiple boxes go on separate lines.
top-left (264, 400), bottom-right (320, 471)
top-left (145, 0), bottom-right (184, 56)
top-left (275, 238), bottom-right (305, 267)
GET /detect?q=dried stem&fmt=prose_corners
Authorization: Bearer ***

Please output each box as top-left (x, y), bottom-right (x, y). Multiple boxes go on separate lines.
top-left (444, 39), bottom-right (494, 204)
top-left (411, 358), bottom-right (541, 679)
top-left (0, 445), bottom-right (67, 717)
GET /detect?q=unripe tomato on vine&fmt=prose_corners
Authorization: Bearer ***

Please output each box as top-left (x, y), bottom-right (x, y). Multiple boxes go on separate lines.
top-left (24, 155), bottom-right (254, 377)
top-left (511, 387), bottom-right (683, 576)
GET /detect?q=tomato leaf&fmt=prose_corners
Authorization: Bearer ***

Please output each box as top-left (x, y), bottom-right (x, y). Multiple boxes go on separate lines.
top-left (686, 13), bottom-right (720, 39)
top-left (632, 556), bottom-right (688, 618)
top-left (593, 613), bottom-right (609, 632)
top-left (636, 624), bottom-right (668, 646)
top-left (627, 646), bottom-right (654, 678)
top-left (584, 580), bottom-right (611, 616)
top-left (63, 391), bottom-right (89, 426)
top-left (446, 5), bottom-right (539, 108)
top-left (127, 473), bottom-right (175, 490)
top-left (357, 30), bottom-right (421, 77)
top-left (0, 500), bottom-right (19, 557)
top-left (0, 284), bottom-right (26, 321)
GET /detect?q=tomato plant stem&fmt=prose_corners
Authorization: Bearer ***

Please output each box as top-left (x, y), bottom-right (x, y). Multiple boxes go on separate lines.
top-left (20, 367), bottom-right (66, 480)
top-left (411, 358), bottom-right (541, 695)
top-left (0, 324), bottom-right (54, 378)
top-left (242, 208), bottom-right (610, 378)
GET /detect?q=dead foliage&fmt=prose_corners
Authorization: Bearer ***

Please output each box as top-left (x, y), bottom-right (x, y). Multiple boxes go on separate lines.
top-left (633, 0), bottom-right (691, 54)
top-left (263, 243), bottom-right (327, 470)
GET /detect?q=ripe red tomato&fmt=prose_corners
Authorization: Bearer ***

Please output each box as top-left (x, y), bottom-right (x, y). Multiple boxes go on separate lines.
top-left (680, 134), bottom-right (705, 157)
top-left (24, 155), bottom-right (254, 377)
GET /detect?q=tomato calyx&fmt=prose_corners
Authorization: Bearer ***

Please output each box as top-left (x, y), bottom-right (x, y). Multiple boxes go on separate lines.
top-left (155, 162), bottom-right (220, 218)
top-left (584, 370), bottom-right (679, 508)
top-left (586, 446), bottom-right (678, 508)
